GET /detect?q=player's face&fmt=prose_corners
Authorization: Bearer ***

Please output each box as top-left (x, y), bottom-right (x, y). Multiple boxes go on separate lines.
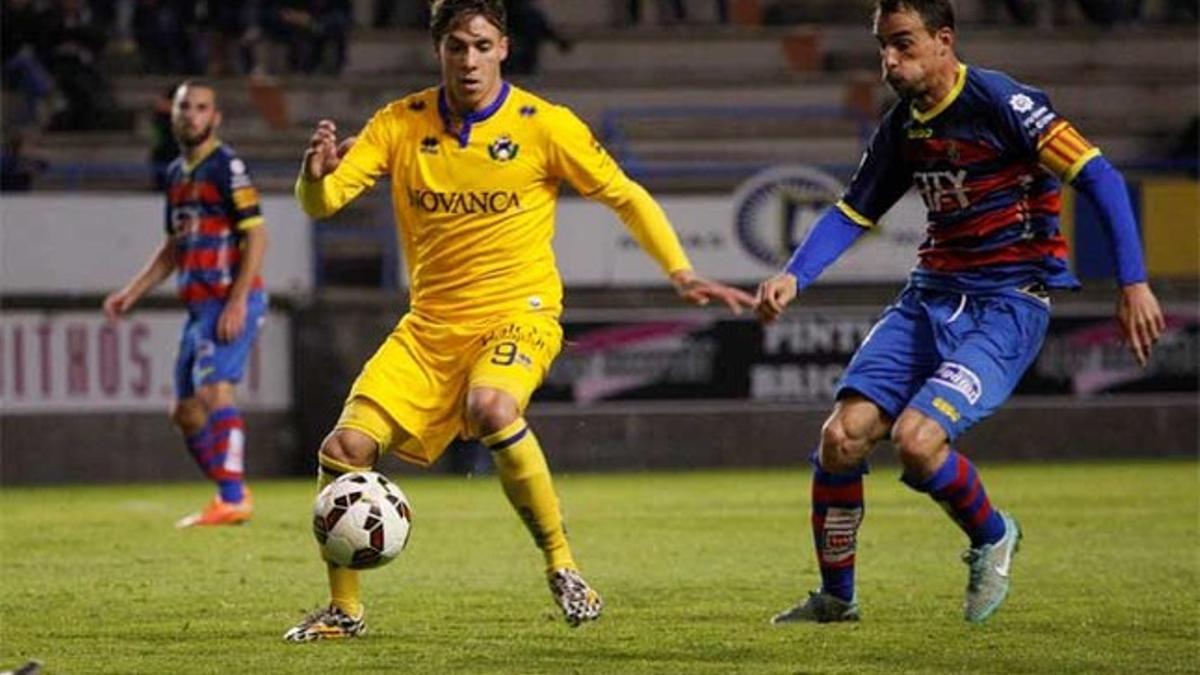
top-left (873, 9), bottom-right (954, 99)
top-left (437, 14), bottom-right (508, 114)
top-left (171, 85), bottom-right (221, 148)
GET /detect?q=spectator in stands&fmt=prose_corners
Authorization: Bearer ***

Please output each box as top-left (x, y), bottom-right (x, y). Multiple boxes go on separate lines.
top-left (148, 85), bottom-right (176, 189)
top-left (618, 0), bottom-right (687, 26)
top-left (2, 0), bottom-right (57, 128)
top-left (373, 0), bottom-right (430, 28)
top-left (39, 0), bottom-right (133, 130)
top-left (205, 0), bottom-right (260, 76)
top-left (132, 0), bottom-right (207, 74)
top-left (1052, 0), bottom-right (1141, 26)
top-left (0, 129), bottom-right (48, 191)
top-left (980, 0), bottom-right (1038, 25)
top-left (505, 0), bottom-right (572, 76)
top-left (261, 0), bottom-right (351, 75)
top-left (1165, 0), bottom-right (1198, 22)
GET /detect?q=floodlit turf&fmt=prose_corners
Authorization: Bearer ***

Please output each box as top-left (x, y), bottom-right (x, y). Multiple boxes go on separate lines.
top-left (1, 460), bottom-right (1196, 674)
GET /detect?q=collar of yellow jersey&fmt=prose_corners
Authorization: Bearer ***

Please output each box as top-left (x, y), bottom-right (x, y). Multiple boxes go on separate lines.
top-left (438, 82), bottom-right (511, 148)
top-left (911, 63), bottom-right (968, 124)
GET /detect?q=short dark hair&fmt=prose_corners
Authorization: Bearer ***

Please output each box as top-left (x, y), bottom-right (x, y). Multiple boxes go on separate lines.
top-left (429, 0), bottom-right (507, 44)
top-left (875, 0), bottom-right (956, 32)
top-left (175, 79), bottom-right (217, 103)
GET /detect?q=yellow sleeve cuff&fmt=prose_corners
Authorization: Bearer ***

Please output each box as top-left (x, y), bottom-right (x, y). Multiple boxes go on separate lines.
top-left (1063, 148), bottom-right (1102, 184)
top-left (836, 200), bottom-right (876, 228)
top-left (236, 216), bottom-right (265, 231)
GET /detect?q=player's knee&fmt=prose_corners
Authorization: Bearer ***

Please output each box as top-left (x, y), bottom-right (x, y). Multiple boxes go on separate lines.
top-left (170, 399), bottom-right (207, 435)
top-left (891, 413), bottom-right (944, 469)
top-left (319, 430), bottom-right (377, 469)
top-left (818, 419), bottom-right (866, 473)
top-left (465, 389), bottom-right (519, 437)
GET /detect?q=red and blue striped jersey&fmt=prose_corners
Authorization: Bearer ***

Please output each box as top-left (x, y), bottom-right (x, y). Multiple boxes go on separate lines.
top-left (163, 143), bottom-right (265, 306)
top-left (837, 64), bottom-right (1097, 293)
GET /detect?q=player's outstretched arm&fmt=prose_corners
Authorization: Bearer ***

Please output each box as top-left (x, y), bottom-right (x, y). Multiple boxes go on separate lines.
top-left (302, 119), bottom-right (346, 182)
top-left (295, 116), bottom-right (371, 219)
top-left (670, 269), bottom-right (755, 314)
top-left (754, 272), bottom-right (798, 324)
top-left (103, 238), bottom-right (175, 321)
top-left (753, 206), bottom-right (868, 324)
top-left (1116, 282), bottom-right (1165, 368)
top-left (1066, 155), bottom-right (1165, 367)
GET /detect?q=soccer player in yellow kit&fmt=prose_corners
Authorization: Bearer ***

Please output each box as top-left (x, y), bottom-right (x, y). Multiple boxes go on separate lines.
top-left (283, 0), bottom-right (754, 641)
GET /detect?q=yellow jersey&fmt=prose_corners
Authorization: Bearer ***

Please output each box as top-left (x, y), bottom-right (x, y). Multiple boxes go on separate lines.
top-left (297, 82), bottom-right (692, 324)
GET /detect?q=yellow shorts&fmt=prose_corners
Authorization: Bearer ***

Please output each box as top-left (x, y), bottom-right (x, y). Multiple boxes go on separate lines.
top-left (335, 312), bottom-right (562, 467)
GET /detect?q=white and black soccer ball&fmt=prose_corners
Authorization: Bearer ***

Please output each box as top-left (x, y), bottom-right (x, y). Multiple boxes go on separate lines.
top-left (312, 471), bottom-right (413, 570)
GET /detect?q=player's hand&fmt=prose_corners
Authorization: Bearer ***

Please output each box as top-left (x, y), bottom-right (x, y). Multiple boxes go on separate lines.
top-left (754, 273), bottom-right (798, 324)
top-left (303, 120), bottom-right (354, 181)
top-left (218, 297), bottom-right (248, 343)
top-left (102, 290), bottom-right (136, 322)
top-left (1116, 281), bottom-right (1165, 368)
top-left (670, 270), bottom-right (755, 315)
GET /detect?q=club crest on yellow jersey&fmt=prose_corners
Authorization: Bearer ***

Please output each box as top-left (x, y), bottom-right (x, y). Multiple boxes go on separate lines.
top-left (488, 134), bottom-right (519, 162)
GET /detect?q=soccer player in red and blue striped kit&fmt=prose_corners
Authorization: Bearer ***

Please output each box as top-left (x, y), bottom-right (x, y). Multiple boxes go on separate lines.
top-left (756, 0), bottom-right (1165, 623)
top-left (104, 81), bottom-right (268, 528)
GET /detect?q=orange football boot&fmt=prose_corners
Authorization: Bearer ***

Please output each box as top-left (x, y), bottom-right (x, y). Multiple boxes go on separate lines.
top-left (175, 489), bottom-right (254, 528)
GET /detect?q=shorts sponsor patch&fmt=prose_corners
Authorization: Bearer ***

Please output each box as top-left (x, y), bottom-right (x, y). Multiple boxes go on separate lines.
top-left (931, 362), bottom-right (982, 404)
top-left (932, 396), bottom-right (961, 422)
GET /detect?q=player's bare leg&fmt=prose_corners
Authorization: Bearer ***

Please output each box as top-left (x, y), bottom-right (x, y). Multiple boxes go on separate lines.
top-left (773, 396), bottom-right (888, 624)
top-left (468, 387), bottom-right (603, 627)
top-left (284, 427), bottom-right (380, 642)
top-left (893, 409), bottom-right (1020, 623)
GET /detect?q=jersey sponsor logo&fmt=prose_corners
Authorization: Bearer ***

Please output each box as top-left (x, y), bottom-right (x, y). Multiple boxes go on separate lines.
top-left (406, 188), bottom-right (521, 214)
top-left (487, 134), bottom-right (520, 162)
top-left (419, 136), bottom-right (440, 155)
top-left (913, 169), bottom-right (969, 212)
top-left (732, 164), bottom-right (844, 267)
top-left (930, 362), bottom-right (983, 405)
top-left (907, 126), bottom-right (934, 139)
top-left (1023, 106), bottom-right (1057, 133)
top-left (407, 98), bottom-right (427, 111)
top-left (519, 105), bottom-right (538, 117)
top-left (1008, 93), bottom-right (1035, 114)
top-left (169, 206), bottom-right (203, 238)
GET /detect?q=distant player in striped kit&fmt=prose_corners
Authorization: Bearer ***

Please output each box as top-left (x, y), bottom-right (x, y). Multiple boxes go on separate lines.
top-left (756, 0), bottom-right (1164, 623)
top-left (103, 81), bottom-right (268, 528)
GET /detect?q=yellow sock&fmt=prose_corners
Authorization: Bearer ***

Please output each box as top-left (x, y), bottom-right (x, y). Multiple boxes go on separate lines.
top-left (318, 452), bottom-right (368, 618)
top-left (482, 419), bottom-right (576, 575)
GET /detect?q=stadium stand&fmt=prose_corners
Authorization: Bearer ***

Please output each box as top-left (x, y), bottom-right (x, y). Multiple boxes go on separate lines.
top-left (12, 2), bottom-right (1197, 193)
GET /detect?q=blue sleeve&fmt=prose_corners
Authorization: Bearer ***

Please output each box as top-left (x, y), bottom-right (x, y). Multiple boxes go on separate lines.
top-left (840, 104), bottom-right (913, 224)
top-left (1071, 156), bottom-right (1148, 285)
top-left (783, 207), bottom-right (868, 290)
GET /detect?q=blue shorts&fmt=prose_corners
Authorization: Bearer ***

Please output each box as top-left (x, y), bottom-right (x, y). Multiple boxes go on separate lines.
top-left (174, 292), bottom-right (267, 400)
top-left (836, 285), bottom-right (1050, 440)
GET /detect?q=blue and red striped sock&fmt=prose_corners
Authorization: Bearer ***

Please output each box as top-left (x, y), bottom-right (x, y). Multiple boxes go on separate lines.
top-left (904, 450), bottom-right (1005, 548)
top-left (208, 406), bottom-right (247, 504)
top-left (810, 450), bottom-right (867, 603)
top-left (184, 424), bottom-right (214, 476)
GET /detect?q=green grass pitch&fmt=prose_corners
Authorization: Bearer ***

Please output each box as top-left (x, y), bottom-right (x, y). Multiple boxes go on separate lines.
top-left (1, 460), bottom-right (1196, 674)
